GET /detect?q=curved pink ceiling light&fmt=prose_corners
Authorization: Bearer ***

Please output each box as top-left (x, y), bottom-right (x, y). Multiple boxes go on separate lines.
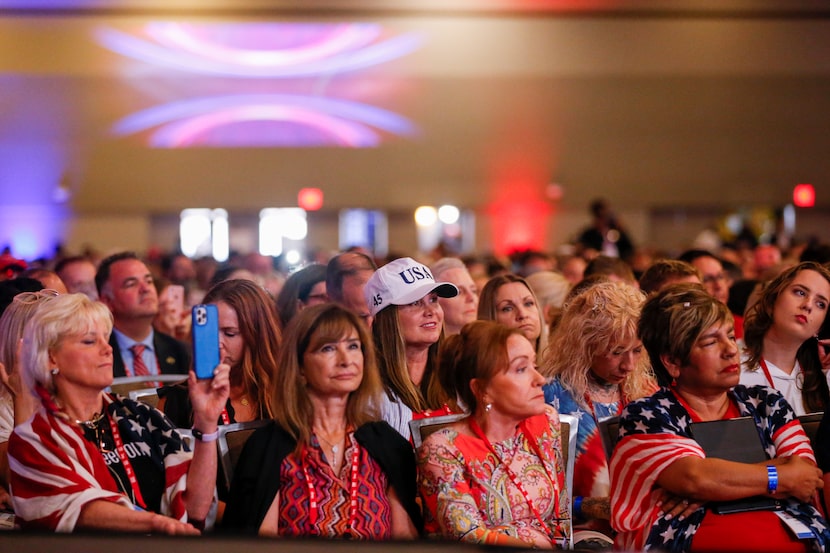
top-left (152, 106), bottom-right (378, 148)
top-left (145, 22), bottom-right (381, 67)
top-left (111, 94), bottom-right (418, 148)
top-left (96, 22), bottom-right (423, 78)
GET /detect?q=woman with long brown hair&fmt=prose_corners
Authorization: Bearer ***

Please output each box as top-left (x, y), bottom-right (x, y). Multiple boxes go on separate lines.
top-left (160, 278), bottom-right (281, 425)
top-left (365, 257), bottom-right (458, 440)
top-left (222, 304), bottom-right (421, 539)
top-left (478, 273), bottom-right (548, 358)
top-left (741, 261), bottom-right (830, 415)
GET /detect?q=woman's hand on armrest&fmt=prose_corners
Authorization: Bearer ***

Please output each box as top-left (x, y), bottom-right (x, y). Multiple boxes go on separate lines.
top-left (387, 486), bottom-right (418, 540)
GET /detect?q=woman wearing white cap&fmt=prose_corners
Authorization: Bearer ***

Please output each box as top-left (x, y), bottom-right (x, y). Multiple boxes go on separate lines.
top-left (364, 257), bottom-right (458, 440)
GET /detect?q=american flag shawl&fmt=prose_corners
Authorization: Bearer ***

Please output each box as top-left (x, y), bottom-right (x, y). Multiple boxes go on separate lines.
top-left (609, 385), bottom-right (829, 552)
top-left (8, 393), bottom-right (198, 531)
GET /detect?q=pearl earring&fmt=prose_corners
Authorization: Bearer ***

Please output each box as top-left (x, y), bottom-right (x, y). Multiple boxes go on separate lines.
top-left (485, 403), bottom-right (492, 412)
top-left (50, 367), bottom-right (60, 376)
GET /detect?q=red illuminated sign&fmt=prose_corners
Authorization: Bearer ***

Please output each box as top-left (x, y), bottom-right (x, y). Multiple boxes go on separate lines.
top-left (793, 184), bottom-right (815, 208)
top-left (298, 188), bottom-right (324, 211)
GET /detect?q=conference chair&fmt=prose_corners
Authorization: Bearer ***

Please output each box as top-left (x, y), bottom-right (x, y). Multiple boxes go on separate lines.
top-left (797, 412), bottom-right (823, 452)
top-left (128, 387), bottom-right (163, 409)
top-left (558, 413), bottom-right (578, 549)
top-left (598, 415), bottom-right (621, 463)
top-left (217, 420), bottom-right (270, 495)
top-left (409, 413), bottom-right (467, 449)
top-left (110, 374), bottom-right (186, 396)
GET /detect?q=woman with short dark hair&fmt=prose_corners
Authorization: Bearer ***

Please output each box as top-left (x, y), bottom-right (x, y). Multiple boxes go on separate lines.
top-left (611, 283), bottom-right (828, 552)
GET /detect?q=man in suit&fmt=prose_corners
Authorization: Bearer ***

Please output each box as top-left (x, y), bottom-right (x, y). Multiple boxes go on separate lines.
top-left (95, 251), bottom-right (190, 378)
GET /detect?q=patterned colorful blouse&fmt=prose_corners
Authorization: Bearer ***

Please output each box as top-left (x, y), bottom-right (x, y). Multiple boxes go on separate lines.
top-left (417, 409), bottom-right (570, 547)
top-left (277, 432), bottom-right (391, 539)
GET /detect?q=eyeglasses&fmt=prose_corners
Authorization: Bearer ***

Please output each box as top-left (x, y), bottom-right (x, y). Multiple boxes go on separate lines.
top-left (13, 289), bottom-right (60, 304)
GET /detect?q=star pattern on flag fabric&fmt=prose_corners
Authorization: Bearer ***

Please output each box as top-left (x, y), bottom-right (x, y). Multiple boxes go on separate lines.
top-left (612, 385), bottom-right (830, 552)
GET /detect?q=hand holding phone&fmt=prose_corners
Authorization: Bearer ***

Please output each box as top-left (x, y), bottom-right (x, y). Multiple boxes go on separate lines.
top-left (192, 304), bottom-right (220, 380)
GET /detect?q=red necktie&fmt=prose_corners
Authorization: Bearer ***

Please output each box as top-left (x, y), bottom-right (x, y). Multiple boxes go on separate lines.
top-left (129, 344), bottom-right (151, 377)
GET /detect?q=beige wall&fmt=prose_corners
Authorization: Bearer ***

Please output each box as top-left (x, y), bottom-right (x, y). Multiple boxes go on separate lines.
top-left (58, 205), bottom-right (741, 260)
top-left (65, 214), bottom-right (151, 257)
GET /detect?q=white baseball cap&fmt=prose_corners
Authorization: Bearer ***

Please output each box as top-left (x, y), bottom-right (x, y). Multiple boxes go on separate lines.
top-left (364, 257), bottom-right (458, 317)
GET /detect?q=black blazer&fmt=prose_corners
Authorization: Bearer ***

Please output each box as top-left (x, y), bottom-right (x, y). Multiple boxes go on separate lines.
top-left (110, 329), bottom-right (191, 378)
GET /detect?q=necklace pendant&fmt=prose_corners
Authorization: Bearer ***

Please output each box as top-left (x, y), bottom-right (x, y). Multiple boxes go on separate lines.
top-left (331, 444), bottom-right (339, 454)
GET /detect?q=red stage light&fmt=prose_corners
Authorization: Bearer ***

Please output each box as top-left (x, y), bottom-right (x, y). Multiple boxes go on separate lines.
top-left (793, 184), bottom-right (815, 208)
top-left (298, 188), bottom-right (324, 211)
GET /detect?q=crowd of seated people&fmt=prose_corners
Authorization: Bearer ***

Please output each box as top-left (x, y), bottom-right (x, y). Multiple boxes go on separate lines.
top-left (0, 237), bottom-right (829, 552)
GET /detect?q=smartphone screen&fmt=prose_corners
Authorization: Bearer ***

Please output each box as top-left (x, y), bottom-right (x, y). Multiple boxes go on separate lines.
top-left (192, 304), bottom-right (220, 380)
top-left (161, 284), bottom-right (185, 311)
top-left (160, 284), bottom-right (185, 327)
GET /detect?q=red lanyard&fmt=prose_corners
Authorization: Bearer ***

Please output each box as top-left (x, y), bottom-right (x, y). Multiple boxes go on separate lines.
top-left (583, 390), bottom-right (627, 423)
top-left (300, 438), bottom-right (361, 534)
top-left (105, 408), bottom-right (148, 510)
top-left (469, 418), bottom-right (564, 547)
top-left (759, 358), bottom-right (776, 389)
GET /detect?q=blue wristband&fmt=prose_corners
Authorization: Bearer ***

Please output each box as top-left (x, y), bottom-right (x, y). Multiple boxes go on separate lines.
top-left (766, 465), bottom-right (778, 495)
top-left (574, 496), bottom-right (584, 518)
